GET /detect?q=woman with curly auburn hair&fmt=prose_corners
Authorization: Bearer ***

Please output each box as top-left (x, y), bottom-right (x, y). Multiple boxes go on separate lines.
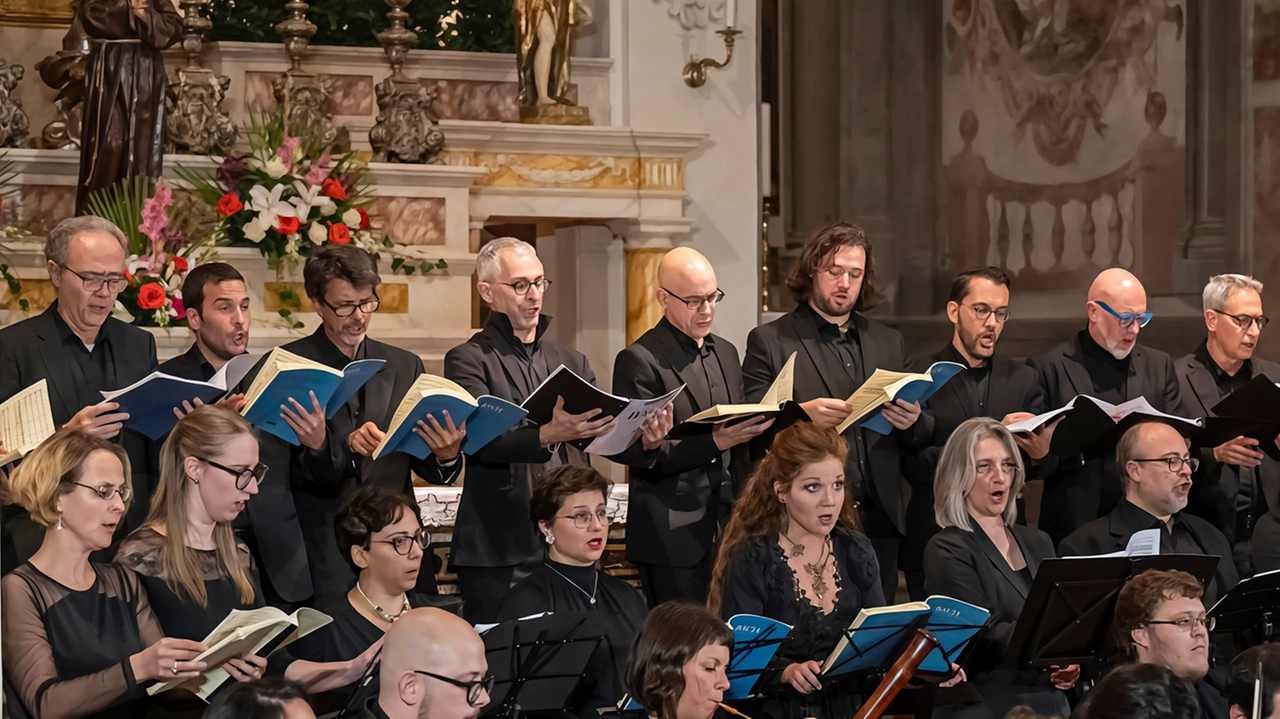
top-left (705, 422), bottom-right (881, 719)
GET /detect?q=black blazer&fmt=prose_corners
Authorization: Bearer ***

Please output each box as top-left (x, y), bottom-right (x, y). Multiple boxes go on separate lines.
top-left (443, 314), bottom-right (593, 568)
top-left (610, 319), bottom-right (751, 568)
top-left (902, 345), bottom-right (1043, 571)
top-left (1174, 351), bottom-right (1280, 546)
top-left (742, 306), bottom-right (932, 535)
top-left (1058, 499), bottom-right (1238, 606)
top-left (1251, 507), bottom-right (1280, 574)
top-left (0, 305), bottom-right (157, 538)
top-left (255, 328), bottom-right (460, 598)
top-left (1028, 336), bottom-right (1182, 544)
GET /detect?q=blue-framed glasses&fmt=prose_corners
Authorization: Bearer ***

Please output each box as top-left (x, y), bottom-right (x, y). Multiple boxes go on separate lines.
top-left (1094, 300), bottom-right (1153, 329)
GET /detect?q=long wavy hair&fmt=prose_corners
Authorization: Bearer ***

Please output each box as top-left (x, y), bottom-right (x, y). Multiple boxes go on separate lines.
top-left (706, 422), bottom-right (855, 616)
top-left (148, 405), bottom-right (257, 607)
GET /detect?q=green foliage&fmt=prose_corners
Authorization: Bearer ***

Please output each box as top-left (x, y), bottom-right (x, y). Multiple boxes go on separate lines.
top-left (85, 177), bottom-right (153, 256)
top-left (206, 0), bottom-right (514, 53)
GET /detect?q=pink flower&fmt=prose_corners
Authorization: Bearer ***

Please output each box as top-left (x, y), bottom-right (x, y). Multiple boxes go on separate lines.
top-left (171, 296), bottom-right (185, 318)
top-left (303, 163), bottom-right (329, 187)
top-left (139, 188), bottom-right (173, 243)
top-left (277, 136), bottom-right (303, 171)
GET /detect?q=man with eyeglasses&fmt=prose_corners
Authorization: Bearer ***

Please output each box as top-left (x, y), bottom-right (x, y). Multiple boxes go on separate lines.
top-left (1111, 569), bottom-right (1229, 719)
top-left (1173, 274), bottom-right (1280, 579)
top-left (0, 216), bottom-right (159, 566)
top-left (445, 237), bottom-right (642, 622)
top-left (1028, 267), bottom-right (1183, 545)
top-left (359, 607), bottom-right (491, 719)
top-left (611, 247), bottom-right (765, 605)
top-left (238, 245), bottom-right (465, 601)
top-left (743, 221), bottom-right (930, 602)
top-left (1061, 420), bottom-right (1236, 606)
top-left (901, 267), bottom-right (1046, 600)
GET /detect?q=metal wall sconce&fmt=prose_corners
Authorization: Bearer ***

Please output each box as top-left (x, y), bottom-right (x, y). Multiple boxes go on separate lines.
top-left (683, 27), bottom-right (743, 88)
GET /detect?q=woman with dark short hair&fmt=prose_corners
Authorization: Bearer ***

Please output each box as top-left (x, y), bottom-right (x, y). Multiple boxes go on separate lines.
top-left (625, 602), bottom-right (734, 719)
top-left (203, 678), bottom-right (317, 719)
top-left (497, 464), bottom-right (649, 717)
top-left (1071, 663), bottom-right (1199, 719)
top-left (290, 485), bottom-right (460, 711)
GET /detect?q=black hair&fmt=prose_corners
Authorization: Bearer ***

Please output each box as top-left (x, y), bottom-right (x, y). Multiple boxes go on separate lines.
top-left (1070, 663), bottom-right (1198, 719)
top-left (203, 678), bottom-right (311, 719)
top-left (303, 244), bottom-right (380, 301)
top-left (181, 262), bottom-right (245, 315)
top-left (1227, 644), bottom-right (1280, 717)
top-left (334, 485), bottom-right (424, 573)
top-left (948, 266), bottom-right (1011, 305)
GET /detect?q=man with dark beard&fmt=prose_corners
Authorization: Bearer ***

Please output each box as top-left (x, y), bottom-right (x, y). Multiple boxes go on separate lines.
top-left (901, 267), bottom-right (1046, 600)
top-left (1029, 268), bottom-right (1183, 545)
top-left (742, 221), bottom-right (929, 602)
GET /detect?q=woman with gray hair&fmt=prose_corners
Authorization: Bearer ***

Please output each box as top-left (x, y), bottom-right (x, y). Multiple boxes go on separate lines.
top-left (923, 418), bottom-right (1078, 719)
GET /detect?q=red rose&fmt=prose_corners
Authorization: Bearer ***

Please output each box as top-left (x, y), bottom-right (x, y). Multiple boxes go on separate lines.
top-left (278, 216), bottom-right (300, 235)
top-left (356, 207), bottom-right (371, 230)
top-left (321, 178), bottom-right (348, 201)
top-left (328, 223), bottom-right (351, 244)
top-left (216, 193), bottom-right (244, 217)
top-left (172, 256), bottom-right (189, 273)
top-left (137, 283), bottom-right (167, 310)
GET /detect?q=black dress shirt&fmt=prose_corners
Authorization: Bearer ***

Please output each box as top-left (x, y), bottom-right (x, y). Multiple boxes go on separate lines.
top-left (939, 342), bottom-right (992, 414)
top-left (803, 304), bottom-right (874, 506)
top-left (156, 342), bottom-right (218, 382)
top-left (51, 306), bottom-right (115, 409)
top-left (664, 318), bottom-right (732, 475)
top-left (1078, 329), bottom-right (1133, 403)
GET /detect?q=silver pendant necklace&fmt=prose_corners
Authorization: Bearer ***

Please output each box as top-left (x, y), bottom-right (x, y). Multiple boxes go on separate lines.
top-left (546, 564), bottom-right (599, 605)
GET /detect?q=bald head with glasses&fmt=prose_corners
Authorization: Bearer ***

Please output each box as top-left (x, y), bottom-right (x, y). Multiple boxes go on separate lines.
top-left (374, 607), bottom-right (492, 719)
top-left (656, 247), bottom-right (724, 346)
top-left (1086, 268), bottom-right (1152, 360)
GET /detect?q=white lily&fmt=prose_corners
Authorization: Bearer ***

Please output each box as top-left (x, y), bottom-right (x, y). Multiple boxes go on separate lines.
top-left (342, 209), bottom-right (361, 228)
top-left (264, 157), bottom-right (289, 180)
top-left (318, 197), bottom-right (337, 217)
top-left (248, 183), bottom-right (297, 231)
top-left (307, 221), bottom-right (328, 246)
top-left (243, 218), bottom-right (268, 243)
top-left (288, 180), bottom-right (327, 220)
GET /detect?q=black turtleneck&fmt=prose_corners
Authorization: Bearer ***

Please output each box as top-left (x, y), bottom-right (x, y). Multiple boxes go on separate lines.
top-left (1077, 328), bottom-right (1131, 403)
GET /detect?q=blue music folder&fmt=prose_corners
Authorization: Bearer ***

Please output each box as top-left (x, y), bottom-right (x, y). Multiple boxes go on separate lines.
top-left (243, 357), bottom-right (386, 445)
top-left (859, 361), bottom-right (966, 435)
top-left (373, 388), bottom-right (527, 460)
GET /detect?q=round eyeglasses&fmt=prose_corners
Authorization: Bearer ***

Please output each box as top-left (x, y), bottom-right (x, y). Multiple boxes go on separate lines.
top-left (414, 671), bottom-right (494, 706)
top-left (197, 457), bottom-right (269, 489)
top-left (72, 482), bottom-right (131, 503)
top-left (370, 531), bottom-right (430, 555)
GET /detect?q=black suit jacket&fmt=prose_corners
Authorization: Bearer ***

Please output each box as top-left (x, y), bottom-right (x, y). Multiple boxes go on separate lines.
top-left (0, 305), bottom-right (157, 539)
top-left (1058, 499), bottom-right (1238, 606)
top-left (160, 342), bottom-right (313, 603)
top-left (443, 314), bottom-right (592, 568)
top-left (1251, 506), bottom-right (1280, 574)
top-left (610, 319), bottom-right (750, 568)
top-left (1028, 336), bottom-right (1182, 544)
top-left (902, 345), bottom-right (1043, 571)
top-left (742, 306), bottom-right (932, 535)
top-left (254, 328), bottom-right (460, 598)
top-left (926, 516), bottom-right (1054, 680)
top-left (1174, 351), bottom-right (1280, 546)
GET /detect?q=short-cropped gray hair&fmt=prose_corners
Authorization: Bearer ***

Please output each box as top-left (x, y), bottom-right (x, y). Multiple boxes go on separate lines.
top-left (1203, 273), bottom-right (1264, 313)
top-left (44, 216), bottom-right (129, 266)
top-left (934, 417), bottom-right (1025, 531)
top-left (476, 237), bottom-right (537, 284)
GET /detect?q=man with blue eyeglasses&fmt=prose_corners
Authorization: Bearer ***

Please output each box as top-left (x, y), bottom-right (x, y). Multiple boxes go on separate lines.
top-left (1028, 268), bottom-right (1183, 545)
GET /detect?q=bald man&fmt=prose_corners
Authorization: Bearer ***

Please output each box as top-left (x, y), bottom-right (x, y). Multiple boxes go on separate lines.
top-left (611, 247), bottom-right (768, 604)
top-left (359, 608), bottom-right (491, 719)
top-left (1028, 269), bottom-right (1183, 544)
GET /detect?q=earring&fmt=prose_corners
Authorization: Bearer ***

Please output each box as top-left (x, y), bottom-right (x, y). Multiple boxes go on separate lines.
top-left (56, 514), bottom-right (62, 531)
top-left (545, 533), bottom-right (555, 545)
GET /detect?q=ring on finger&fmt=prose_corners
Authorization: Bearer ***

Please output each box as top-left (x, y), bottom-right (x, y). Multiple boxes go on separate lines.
top-left (172, 661), bottom-right (179, 675)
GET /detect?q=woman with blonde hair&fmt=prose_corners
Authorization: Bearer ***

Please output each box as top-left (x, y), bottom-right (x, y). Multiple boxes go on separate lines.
top-left (706, 422), bottom-right (882, 719)
top-left (2, 428), bottom-right (209, 718)
top-left (113, 405), bottom-right (376, 715)
top-left (923, 417), bottom-right (1077, 719)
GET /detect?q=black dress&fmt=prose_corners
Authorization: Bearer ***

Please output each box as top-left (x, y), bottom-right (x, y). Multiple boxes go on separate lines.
top-left (718, 529), bottom-right (885, 719)
top-left (2, 562), bottom-right (162, 718)
top-left (497, 559), bottom-right (649, 718)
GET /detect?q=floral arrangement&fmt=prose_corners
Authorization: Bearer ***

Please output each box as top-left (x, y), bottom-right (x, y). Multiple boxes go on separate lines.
top-left (87, 179), bottom-right (209, 328)
top-left (177, 116), bottom-right (378, 270)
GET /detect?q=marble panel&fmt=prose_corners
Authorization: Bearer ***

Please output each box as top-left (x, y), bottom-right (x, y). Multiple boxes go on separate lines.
top-left (13, 184), bottom-right (73, 236)
top-left (625, 247), bottom-right (664, 344)
top-left (422, 79), bottom-right (578, 122)
top-left (375, 196), bottom-right (446, 246)
top-left (0, 276), bottom-right (51, 311)
top-left (1257, 4), bottom-right (1280, 81)
top-left (447, 152), bottom-right (642, 190)
top-left (263, 280), bottom-right (408, 313)
top-left (245, 71), bottom-right (374, 116)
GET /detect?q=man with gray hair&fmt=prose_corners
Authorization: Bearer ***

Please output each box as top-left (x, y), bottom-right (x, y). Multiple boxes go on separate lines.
top-left (444, 237), bottom-right (623, 621)
top-left (1174, 273), bottom-right (1280, 578)
top-left (0, 216), bottom-right (159, 563)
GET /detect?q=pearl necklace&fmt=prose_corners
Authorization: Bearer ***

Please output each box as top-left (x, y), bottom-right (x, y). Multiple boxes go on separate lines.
top-left (356, 581), bottom-right (411, 623)
top-left (545, 563), bottom-right (599, 605)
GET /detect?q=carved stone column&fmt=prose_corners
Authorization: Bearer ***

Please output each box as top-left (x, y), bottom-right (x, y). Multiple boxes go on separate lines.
top-left (369, 0), bottom-right (445, 164)
top-left (165, 0), bottom-right (237, 154)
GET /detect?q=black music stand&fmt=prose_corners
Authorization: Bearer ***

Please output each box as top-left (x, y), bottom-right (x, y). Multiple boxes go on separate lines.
top-left (1006, 554), bottom-right (1222, 670)
top-left (480, 612), bottom-right (604, 718)
top-left (1209, 569), bottom-right (1280, 637)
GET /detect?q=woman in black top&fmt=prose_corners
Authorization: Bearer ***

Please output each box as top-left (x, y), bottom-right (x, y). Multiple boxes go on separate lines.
top-left (290, 485), bottom-right (457, 710)
top-left (112, 406), bottom-right (376, 716)
top-left (497, 464), bottom-right (649, 717)
top-left (707, 422), bottom-right (885, 719)
top-left (923, 418), bottom-right (1079, 719)
top-left (1, 429), bottom-right (209, 719)
top-left (625, 602), bottom-right (736, 719)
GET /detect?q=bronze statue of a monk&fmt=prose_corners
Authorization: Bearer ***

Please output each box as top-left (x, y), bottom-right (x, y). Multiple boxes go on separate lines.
top-left (76, 0), bottom-right (182, 215)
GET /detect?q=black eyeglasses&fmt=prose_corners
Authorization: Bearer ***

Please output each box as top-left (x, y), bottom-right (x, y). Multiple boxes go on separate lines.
top-left (662, 288), bottom-right (726, 310)
top-left (319, 295), bottom-right (380, 318)
top-left (1131, 457), bottom-right (1199, 474)
top-left (1146, 616), bottom-right (1215, 632)
top-left (197, 457), bottom-right (268, 489)
top-left (72, 482), bottom-right (131, 503)
top-left (963, 303), bottom-right (1011, 323)
top-left (558, 508), bottom-right (609, 529)
top-left (414, 671), bottom-right (494, 706)
top-left (370, 531), bottom-right (430, 555)
top-left (59, 265), bottom-right (128, 294)
top-left (1210, 309), bottom-right (1270, 330)
top-left (501, 278), bottom-right (552, 295)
